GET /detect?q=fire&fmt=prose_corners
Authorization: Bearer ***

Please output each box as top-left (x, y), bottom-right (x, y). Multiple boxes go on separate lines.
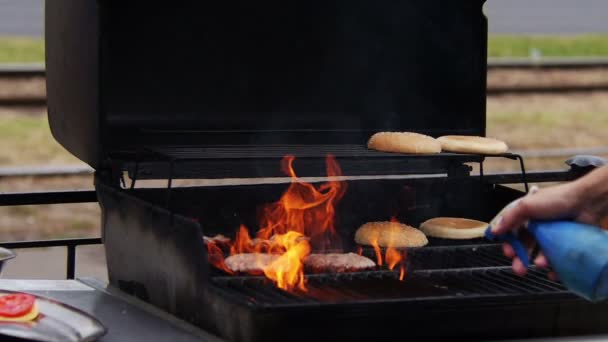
top-left (206, 242), bottom-right (233, 274)
top-left (368, 217), bottom-right (408, 281)
top-left (263, 231), bottom-right (311, 291)
top-left (205, 155), bottom-right (346, 292)
top-left (385, 247), bottom-right (402, 270)
top-left (370, 238), bottom-right (383, 266)
top-left (257, 156), bottom-right (346, 250)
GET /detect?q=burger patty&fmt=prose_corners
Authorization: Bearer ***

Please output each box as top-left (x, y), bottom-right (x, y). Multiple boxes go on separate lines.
top-left (203, 234), bottom-right (231, 245)
top-left (224, 253), bottom-right (279, 273)
top-left (304, 253), bottom-right (376, 273)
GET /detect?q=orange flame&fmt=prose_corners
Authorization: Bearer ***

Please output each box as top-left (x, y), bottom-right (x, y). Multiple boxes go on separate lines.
top-left (204, 155), bottom-right (347, 292)
top-left (231, 225), bottom-right (254, 254)
top-left (206, 242), bottom-right (233, 274)
top-left (365, 217), bottom-right (408, 281)
top-left (386, 247), bottom-right (402, 270)
top-left (370, 238), bottom-right (383, 266)
top-left (386, 217), bottom-right (407, 281)
top-left (257, 155), bottom-right (346, 251)
top-left (263, 231), bottom-right (311, 291)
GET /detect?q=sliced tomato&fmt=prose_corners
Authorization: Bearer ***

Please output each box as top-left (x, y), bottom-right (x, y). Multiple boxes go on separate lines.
top-left (0, 294), bottom-right (36, 317)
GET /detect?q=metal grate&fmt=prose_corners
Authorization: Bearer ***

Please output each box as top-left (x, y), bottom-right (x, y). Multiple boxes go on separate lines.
top-left (359, 244), bottom-right (511, 271)
top-left (119, 145), bottom-right (525, 179)
top-left (408, 244), bottom-right (512, 270)
top-left (211, 268), bottom-right (568, 307)
top-left (147, 145), bottom-right (509, 160)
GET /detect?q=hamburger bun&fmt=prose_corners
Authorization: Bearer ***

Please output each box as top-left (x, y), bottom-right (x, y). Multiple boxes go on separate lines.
top-left (355, 221), bottom-right (428, 248)
top-left (367, 132), bottom-right (441, 154)
top-left (420, 217), bottom-right (489, 239)
top-left (437, 135), bottom-right (508, 155)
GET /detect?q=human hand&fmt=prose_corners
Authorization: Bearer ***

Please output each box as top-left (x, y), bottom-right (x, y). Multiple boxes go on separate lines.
top-left (491, 166), bottom-right (608, 278)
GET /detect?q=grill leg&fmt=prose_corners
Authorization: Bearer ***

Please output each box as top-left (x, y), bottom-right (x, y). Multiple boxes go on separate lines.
top-left (67, 245), bottom-right (76, 279)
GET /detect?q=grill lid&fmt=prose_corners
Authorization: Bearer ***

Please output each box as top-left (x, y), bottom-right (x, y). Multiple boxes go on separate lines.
top-left (46, 0), bottom-right (487, 170)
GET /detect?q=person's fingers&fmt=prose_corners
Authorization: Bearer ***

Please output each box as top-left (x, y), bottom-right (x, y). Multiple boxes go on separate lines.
top-left (503, 243), bottom-right (515, 258)
top-left (492, 183), bottom-right (579, 235)
top-left (520, 232), bottom-right (536, 253)
top-left (512, 257), bottom-right (528, 276)
top-left (501, 234), bottom-right (535, 262)
top-left (492, 198), bottom-right (531, 235)
top-left (534, 252), bottom-right (550, 268)
top-left (548, 271), bottom-right (558, 281)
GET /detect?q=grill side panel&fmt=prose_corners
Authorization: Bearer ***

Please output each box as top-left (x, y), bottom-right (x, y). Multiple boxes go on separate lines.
top-left (96, 180), bottom-right (213, 329)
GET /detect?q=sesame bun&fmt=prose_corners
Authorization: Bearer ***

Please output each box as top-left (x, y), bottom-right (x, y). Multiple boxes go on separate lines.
top-left (367, 132), bottom-right (441, 154)
top-left (419, 217), bottom-right (488, 239)
top-left (355, 221), bottom-right (428, 248)
top-left (437, 135), bottom-right (508, 155)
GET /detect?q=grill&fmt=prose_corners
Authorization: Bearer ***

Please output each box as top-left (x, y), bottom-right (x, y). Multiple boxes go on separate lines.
top-left (203, 267), bottom-right (579, 341)
top-left (44, 0), bottom-right (608, 341)
top-left (212, 268), bottom-right (568, 305)
top-left (123, 146), bottom-right (527, 181)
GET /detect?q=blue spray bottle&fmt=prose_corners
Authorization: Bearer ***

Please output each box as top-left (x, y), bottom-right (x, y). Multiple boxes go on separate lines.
top-left (485, 197), bottom-right (608, 302)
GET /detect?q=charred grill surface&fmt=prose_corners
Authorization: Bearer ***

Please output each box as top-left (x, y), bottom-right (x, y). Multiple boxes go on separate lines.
top-left (211, 268), bottom-right (568, 306)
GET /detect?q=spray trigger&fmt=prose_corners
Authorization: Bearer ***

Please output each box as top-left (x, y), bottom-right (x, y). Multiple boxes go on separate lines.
top-left (484, 228), bottom-right (530, 267)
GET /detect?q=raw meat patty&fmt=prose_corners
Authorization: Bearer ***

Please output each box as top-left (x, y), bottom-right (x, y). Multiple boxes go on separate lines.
top-left (305, 253), bottom-right (376, 273)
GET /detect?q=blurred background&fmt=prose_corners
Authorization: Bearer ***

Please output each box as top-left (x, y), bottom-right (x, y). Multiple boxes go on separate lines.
top-left (0, 0), bottom-right (607, 279)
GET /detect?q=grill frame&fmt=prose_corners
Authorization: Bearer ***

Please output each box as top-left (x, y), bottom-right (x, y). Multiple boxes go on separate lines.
top-left (202, 267), bottom-right (604, 342)
top-left (95, 168), bottom-right (608, 341)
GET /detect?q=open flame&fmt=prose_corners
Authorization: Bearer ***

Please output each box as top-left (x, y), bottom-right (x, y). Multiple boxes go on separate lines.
top-left (257, 156), bottom-right (346, 250)
top-left (368, 217), bottom-right (407, 281)
top-left (205, 156), bottom-right (409, 290)
top-left (263, 231), bottom-right (310, 291)
top-left (205, 155), bottom-right (346, 291)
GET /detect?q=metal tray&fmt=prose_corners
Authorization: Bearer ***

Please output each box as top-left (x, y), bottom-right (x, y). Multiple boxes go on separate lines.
top-left (0, 248), bottom-right (16, 274)
top-left (0, 290), bottom-right (107, 342)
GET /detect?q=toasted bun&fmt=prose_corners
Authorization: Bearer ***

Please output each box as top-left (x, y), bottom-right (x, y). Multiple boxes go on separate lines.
top-left (367, 132), bottom-right (441, 154)
top-left (0, 303), bottom-right (39, 322)
top-left (355, 221), bottom-right (428, 247)
top-left (420, 217), bottom-right (488, 239)
top-left (437, 135), bottom-right (508, 155)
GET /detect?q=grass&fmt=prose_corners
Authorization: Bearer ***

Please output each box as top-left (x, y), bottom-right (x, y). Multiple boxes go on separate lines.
top-left (486, 93), bottom-right (608, 149)
top-left (0, 110), bottom-right (83, 166)
top-left (0, 37), bottom-right (44, 63)
top-left (1, 35), bottom-right (608, 63)
top-left (488, 34), bottom-right (608, 58)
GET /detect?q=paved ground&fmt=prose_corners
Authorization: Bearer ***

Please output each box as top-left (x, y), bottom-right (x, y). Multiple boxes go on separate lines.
top-left (1, 0), bottom-right (608, 37)
top-left (485, 0), bottom-right (608, 34)
top-left (0, 0), bottom-right (43, 37)
top-left (1, 245), bottom-right (107, 281)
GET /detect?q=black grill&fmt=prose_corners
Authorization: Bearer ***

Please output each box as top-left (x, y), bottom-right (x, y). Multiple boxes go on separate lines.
top-left (46, 0), bottom-right (608, 340)
top-left (123, 145), bottom-right (526, 180)
top-left (146, 145), bottom-right (521, 160)
top-left (211, 268), bottom-right (568, 306)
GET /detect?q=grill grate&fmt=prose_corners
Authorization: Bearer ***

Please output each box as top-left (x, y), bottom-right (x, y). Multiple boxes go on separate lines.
top-left (121, 144), bottom-right (524, 179)
top-left (212, 268), bottom-right (568, 307)
top-left (147, 145), bottom-right (514, 160)
top-left (408, 244), bottom-right (512, 269)
top-left (359, 244), bottom-right (511, 271)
